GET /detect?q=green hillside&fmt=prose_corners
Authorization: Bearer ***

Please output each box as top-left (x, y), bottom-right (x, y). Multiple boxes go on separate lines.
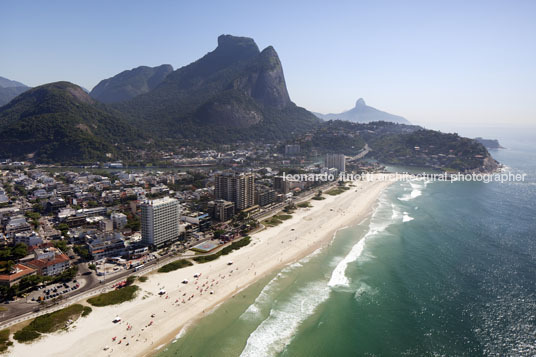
top-left (0, 82), bottom-right (143, 163)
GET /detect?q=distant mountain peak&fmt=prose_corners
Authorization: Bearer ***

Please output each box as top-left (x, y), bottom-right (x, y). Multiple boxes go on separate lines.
top-left (355, 98), bottom-right (366, 107)
top-left (90, 64), bottom-right (173, 103)
top-left (118, 34), bottom-right (318, 135)
top-left (0, 76), bottom-right (28, 89)
top-left (314, 98), bottom-right (410, 124)
top-left (0, 76), bottom-right (30, 107)
top-left (217, 34), bottom-right (259, 52)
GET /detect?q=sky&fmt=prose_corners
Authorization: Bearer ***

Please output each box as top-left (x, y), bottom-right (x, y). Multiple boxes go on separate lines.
top-left (1, 0), bottom-right (535, 131)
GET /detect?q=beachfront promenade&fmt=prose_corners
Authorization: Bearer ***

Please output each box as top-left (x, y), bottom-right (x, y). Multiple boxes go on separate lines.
top-left (0, 181), bottom-right (338, 331)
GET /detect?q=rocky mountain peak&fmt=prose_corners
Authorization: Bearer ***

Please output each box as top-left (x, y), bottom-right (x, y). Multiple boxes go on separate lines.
top-left (355, 98), bottom-right (366, 108)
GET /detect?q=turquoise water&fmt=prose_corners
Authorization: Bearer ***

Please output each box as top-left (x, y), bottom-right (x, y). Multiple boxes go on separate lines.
top-left (159, 140), bottom-right (536, 356)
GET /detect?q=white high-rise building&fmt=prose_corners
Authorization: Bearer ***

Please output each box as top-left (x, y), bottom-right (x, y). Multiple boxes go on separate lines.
top-left (325, 154), bottom-right (346, 172)
top-left (141, 197), bottom-right (180, 247)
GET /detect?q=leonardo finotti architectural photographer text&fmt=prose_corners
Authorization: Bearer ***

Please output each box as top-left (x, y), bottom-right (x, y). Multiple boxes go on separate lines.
top-left (282, 172), bottom-right (526, 183)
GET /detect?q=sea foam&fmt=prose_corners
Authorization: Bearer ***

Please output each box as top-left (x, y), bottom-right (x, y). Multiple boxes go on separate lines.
top-left (240, 249), bottom-right (322, 322)
top-left (402, 212), bottom-right (414, 222)
top-left (398, 180), bottom-right (426, 201)
top-left (239, 281), bottom-right (330, 357)
top-left (328, 196), bottom-right (393, 288)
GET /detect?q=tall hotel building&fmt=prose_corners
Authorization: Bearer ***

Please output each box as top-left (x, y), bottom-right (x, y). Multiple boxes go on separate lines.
top-left (141, 197), bottom-right (180, 247)
top-left (214, 172), bottom-right (254, 210)
top-left (325, 153), bottom-right (346, 172)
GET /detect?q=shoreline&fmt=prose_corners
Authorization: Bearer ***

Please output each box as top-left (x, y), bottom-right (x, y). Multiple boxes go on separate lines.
top-left (8, 179), bottom-right (392, 357)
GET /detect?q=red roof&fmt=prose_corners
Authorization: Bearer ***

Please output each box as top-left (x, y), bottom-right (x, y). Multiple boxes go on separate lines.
top-left (26, 254), bottom-right (70, 269)
top-left (0, 264), bottom-right (36, 282)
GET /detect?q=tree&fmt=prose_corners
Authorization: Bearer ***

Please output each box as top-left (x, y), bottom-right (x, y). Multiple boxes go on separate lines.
top-left (53, 240), bottom-right (68, 253)
top-left (126, 214), bottom-right (140, 231)
top-left (12, 243), bottom-right (28, 260)
top-left (6, 260), bottom-right (15, 273)
top-left (56, 223), bottom-right (69, 237)
top-left (74, 245), bottom-right (91, 260)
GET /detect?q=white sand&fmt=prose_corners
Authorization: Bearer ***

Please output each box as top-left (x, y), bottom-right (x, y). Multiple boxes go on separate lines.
top-left (10, 179), bottom-right (391, 357)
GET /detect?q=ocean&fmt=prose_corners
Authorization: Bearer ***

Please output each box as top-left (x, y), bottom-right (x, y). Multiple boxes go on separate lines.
top-left (158, 136), bottom-right (536, 357)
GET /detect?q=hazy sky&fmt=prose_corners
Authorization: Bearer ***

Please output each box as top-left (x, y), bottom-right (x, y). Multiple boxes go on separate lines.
top-left (1, 0), bottom-right (535, 130)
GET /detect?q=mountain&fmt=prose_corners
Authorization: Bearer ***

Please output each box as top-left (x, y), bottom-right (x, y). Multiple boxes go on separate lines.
top-left (368, 127), bottom-right (498, 172)
top-left (0, 82), bottom-right (142, 163)
top-left (0, 76), bottom-right (27, 88)
top-left (0, 76), bottom-right (30, 107)
top-left (90, 64), bottom-right (173, 103)
top-left (474, 137), bottom-right (503, 149)
top-left (314, 98), bottom-right (410, 124)
top-left (116, 35), bottom-right (319, 141)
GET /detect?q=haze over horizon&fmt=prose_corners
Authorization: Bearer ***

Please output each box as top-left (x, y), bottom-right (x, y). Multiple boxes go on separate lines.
top-left (1, 0), bottom-right (535, 130)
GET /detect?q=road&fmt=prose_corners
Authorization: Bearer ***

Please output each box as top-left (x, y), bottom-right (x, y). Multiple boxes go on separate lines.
top-left (349, 144), bottom-right (370, 161)
top-left (0, 182), bottom-right (337, 329)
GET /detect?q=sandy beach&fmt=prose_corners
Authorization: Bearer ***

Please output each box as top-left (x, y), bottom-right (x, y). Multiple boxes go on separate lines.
top-left (9, 179), bottom-right (391, 357)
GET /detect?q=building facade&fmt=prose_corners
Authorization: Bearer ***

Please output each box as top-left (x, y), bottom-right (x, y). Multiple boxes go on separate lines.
top-left (325, 153), bottom-right (346, 172)
top-left (14, 232), bottom-right (43, 247)
top-left (111, 212), bottom-right (128, 229)
top-left (87, 234), bottom-right (126, 260)
top-left (255, 187), bottom-right (276, 207)
top-left (273, 176), bottom-right (290, 194)
top-left (0, 264), bottom-right (36, 287)
top-left (284, 144), bottom-right (301, 155)
top-left (26, 249), bottom-right (70, 276)
top-left (209, 199), bottom-right (235, 222)
top-left (214, 172), bottom-right (254, 210)
top-left (141, 197), bottom-right (180, 247)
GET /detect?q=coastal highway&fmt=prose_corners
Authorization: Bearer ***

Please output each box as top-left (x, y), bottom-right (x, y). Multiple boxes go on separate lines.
top-left (0, 249), bottom-right (190, 330)
top-left (0, 181), bottom-right (338, 329)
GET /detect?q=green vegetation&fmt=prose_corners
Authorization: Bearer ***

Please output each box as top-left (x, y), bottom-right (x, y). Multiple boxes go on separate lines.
top-left (53, 240), bottom-right (69, 253)
top-left (0, 266), bottom-right (78, 301)
top-left (283, 203), bottom-right (296, 213)
top-left (158, 259), bottom-right (193, 273)
top-left (55, 223), bottom-right (69, 237)
top-left (369, 129), bottom-right (492, 171)
top-left (126, 214), bottom-right (140, 231)
top-left (0, 41), bottom-right (493, 170)
top-left (263, 213), bottom-right (292, 227)
top-left (25, 211), bottom-right (40, 227)
top-left (0, 243), bottom-right (28, 264)
top-left (81, 306), bottom-right (92, 317)
top-left (0, 36), bottom-right (321, 163)
top-left (13, 304), bottom-right (86, 343)
top-left (312, 190), bottom-right (325, 200)
top-left (138, 276), bottom-right (148, 282)
top-left (0, 328), bottom-right (12, 352)
top-left (87, 285), bottom-right (138, 307)
top-left (192, 253), bottom-right (220, 263)
top-left (325, 186), bottom-right (350, 196)
top-left (90, 64), bottom-right (173, 104)
top-left (0, 82), bottom-right (145, 163)
top-left (297, 201), bottom-right (311, 208)
top-left (193, 236), bottom-right (251, 264)
top-left (73, 245), bottom-right (91, 260)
